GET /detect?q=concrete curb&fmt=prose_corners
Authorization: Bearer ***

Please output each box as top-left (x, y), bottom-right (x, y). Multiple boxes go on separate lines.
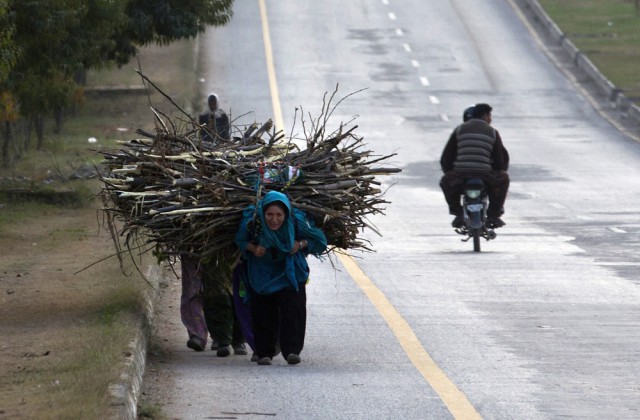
top-left (106, 264), bottom-right (162, 419)
top-left (521, 0), bottom-right (640, 127)
top-left (105, 34), bottom-right (202, 419)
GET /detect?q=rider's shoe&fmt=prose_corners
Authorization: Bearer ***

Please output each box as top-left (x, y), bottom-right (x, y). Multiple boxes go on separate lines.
top-left (451, 215), bottom-right (464, 228)
top-left (486, 217), bottom-right (505, 228)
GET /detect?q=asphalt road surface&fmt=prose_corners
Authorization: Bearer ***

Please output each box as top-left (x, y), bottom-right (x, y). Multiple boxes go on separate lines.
top-left (146, 0), bottom-right (640, 418)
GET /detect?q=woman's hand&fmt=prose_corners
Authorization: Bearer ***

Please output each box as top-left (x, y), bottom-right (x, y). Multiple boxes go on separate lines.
top-left (290, 240), bottom-right (307, 255)
top-left (247, 242), bottom-right (267, 257)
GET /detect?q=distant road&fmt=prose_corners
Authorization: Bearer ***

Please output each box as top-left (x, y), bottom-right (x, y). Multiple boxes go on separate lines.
top-left (150, 0), bottom-right (640, 418)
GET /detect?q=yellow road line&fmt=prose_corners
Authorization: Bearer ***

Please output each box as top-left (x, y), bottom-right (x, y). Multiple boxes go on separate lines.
top-left (258, 0), bottom-right (284, 133)
top-left (339, 254), bottom-right (482, 420)
top-left (257, 1), bottom-right (482, 418)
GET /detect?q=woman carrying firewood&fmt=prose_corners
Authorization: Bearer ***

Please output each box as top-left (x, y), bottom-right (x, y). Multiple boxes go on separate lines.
top-left (235, 191), bottom-right (327, 366)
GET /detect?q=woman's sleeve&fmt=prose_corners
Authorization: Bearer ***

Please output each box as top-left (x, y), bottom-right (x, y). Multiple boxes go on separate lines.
top-left (293, 210), bottom-right (327, 255)
top-left (235, 207), bottom-right (255, 252)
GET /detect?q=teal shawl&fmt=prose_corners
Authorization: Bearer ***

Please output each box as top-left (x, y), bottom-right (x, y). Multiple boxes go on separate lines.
top-left (235, 191), bottom-right (327, 295)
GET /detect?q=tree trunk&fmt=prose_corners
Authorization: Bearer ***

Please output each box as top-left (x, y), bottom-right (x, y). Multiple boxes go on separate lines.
top-left (35, 115), bottom-right (44, 150)
top-left (24, 118), bottom-right (32, 151)
top-left (2, 121), bottom-right (12, 167)
top-left (54, 107), bottom-right (63, 134)
top-left (14, 120), bottom-right (27, 158)
top-left (70, 69), bottom-right (87, 116)
top-left (74, 68), bottom-right (87, 86)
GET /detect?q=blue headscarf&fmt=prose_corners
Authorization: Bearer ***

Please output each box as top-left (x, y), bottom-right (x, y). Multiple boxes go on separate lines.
top-left (256, 191), bottom-right (295, 255)
top-left (235, 191), bottom-right (327, 294)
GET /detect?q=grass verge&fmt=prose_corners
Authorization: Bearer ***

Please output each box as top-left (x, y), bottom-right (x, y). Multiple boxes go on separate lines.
top-left (0, 200), bottom-right (150, 418)
top-left (539, 0), bottom-right (640, 103)
top-left (0, 38), bottom-right (196, 418)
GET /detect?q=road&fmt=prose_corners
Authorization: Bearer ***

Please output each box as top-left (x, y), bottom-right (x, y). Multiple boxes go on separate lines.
top-left (141, 0), bottom-right (640, 419)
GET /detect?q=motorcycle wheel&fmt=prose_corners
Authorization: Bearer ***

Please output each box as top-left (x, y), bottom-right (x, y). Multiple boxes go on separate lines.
top-left (472, 229), bottom-right (481, 252)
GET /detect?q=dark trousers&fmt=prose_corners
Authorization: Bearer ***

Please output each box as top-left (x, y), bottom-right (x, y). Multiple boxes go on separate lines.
top-left (440, 170), bottom-right (510, 217)
top-left (203, 260), bottom-right (244, 347)
top-left (250, 283), bottom-right (307, 359)
top-left (203, 291), bottom-right (244, 346)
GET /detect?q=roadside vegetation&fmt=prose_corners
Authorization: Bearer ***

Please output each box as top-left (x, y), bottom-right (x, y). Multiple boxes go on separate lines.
top-left (0, 38), bottom-right (195, 418)
top-left (0, 1), bottom-right (234, 418)
top-left (539, 0), bottom-right (640, 104)
top-left (0, 0), bottom-right (233, 166)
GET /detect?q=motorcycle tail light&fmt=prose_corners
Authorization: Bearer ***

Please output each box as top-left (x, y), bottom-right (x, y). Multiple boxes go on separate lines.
top-left (465, 189), bottom-right (481, 199)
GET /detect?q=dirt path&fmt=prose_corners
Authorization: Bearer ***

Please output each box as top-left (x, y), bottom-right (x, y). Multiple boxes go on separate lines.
top-left (0, 202), bottom-right (141, 417)
top-left (0, 205), bottom-right (109, 355)
top-left (137, 268), bottom-right (182, 417)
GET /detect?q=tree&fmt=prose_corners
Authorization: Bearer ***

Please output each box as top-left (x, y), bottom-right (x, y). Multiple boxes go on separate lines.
top-left (8, 0), bottom-right (110, 143)
top-left (1, 0), bottom-right (234, 163)
top-left (1, 1), bottom-right (20, 164)
top-left (111, 0), bottom-right (234, 65)
top-left (0, 0), bottom-right (18, 84)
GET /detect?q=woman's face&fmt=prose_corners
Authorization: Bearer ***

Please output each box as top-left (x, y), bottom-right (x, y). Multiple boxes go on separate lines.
top-left (264, 203), bottom-right (286, 231)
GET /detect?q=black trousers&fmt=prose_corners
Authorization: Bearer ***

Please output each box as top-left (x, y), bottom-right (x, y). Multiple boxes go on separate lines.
top-left (250, 283), bottom-right (307, 359)
top-left (440, 170), bottom-right (510, 217)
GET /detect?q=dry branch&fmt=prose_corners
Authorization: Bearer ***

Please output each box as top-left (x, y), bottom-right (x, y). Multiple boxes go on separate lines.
top-left (98, 85), bottom-right (401, 263)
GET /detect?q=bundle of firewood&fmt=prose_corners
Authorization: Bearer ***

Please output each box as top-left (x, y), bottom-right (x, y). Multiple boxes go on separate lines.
top-left (98, 88), bottom-right (400, 262)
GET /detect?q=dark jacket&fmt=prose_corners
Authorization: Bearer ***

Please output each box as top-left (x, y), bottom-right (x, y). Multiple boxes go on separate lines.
top-left (440, 119), bottom-right (507, 173)
top-left (199, 93), bottom-right (230, 142)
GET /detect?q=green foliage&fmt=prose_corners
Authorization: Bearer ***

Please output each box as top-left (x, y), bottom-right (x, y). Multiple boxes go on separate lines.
top-left (0, 0), bottom-right (18, 84)
top-left (126, 0), bottom-right (234, 44)
top-left (138, 403), bottom-right (165, 419)
top-left (9, 0), bottom-right (129, 118)
top-left (3, 0), bottom-right (234, 118)
top-left (539, 0), bottom-right (640, 101)
top-left (0, 184), bottom-right (89, 207)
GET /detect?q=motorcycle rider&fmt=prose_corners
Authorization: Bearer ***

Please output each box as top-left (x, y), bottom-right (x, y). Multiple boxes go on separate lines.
top-left (439, 103), bottom-right (510, 228)
top-left (463, 105), bottom-right (509, 170)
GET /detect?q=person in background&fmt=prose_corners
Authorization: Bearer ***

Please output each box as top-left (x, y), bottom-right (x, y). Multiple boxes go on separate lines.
top-left (202, 251), bottom-right (247, 357)
top-left (180, 253), bottom-right (246, 356)
top-left (199, 93), bottom-right (230, 142)
top-left (235, 191), bottom-right (327, 366)
top-left (180, 255), bottom-right (207, 352)
top-left (192, 92), bottom-right (246, 356)
top-left (439, 103), bottom-right (510, 228)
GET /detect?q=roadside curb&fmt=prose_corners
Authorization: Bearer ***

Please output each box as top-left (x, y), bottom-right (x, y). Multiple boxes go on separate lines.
top-left (106, 264), bottom-right (163, 419)
top-left (521, 0), bottom-right (640, 128)
top-left (105, 34), bottom-right (202, 419)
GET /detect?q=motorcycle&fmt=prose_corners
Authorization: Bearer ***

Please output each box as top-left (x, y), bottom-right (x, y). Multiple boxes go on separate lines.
top-left (454, 178), bottom-right (497, 252)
